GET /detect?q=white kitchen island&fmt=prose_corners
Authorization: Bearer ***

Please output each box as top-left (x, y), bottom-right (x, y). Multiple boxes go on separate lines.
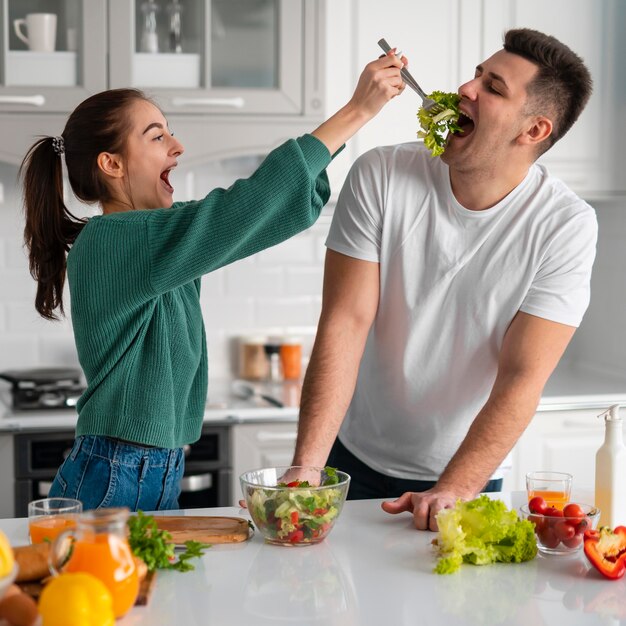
top-left (1, 492), bottom-right (622, 626)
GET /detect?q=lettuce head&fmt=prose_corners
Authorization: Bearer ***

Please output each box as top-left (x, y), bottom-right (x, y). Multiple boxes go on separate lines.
top-left (433, 494), bottom-right (537, 574)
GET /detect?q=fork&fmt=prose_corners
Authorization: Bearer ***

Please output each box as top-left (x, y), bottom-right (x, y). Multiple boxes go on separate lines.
top-left (377, 38), bottom-right (443, 113)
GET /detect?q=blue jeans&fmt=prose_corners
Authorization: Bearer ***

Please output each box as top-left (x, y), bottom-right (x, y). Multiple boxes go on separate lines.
top-left (327, 438), bottom-right (503, 500)
top-left (48, 435), bottom-right (185, 511)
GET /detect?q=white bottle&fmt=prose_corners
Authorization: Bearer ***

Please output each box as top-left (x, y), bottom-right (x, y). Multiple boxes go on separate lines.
top-left (595, 404), bottom-right (626, 527)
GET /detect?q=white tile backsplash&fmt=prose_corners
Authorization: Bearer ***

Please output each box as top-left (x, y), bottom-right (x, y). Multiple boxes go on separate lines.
top-left (224, 264), bottom-right (285, 297)
top-left (200, 295), bottom-right (255, 332)
top-left (256, 235), bottom-right (317, 265)
top-left (285, 266), bottom-right (324, 296)
top-left (3, 268), bottom-right (35, 302)
top-left (255, 296), bottom-right (319, 328)
top-left (0, 335), bottom-right (39, 369)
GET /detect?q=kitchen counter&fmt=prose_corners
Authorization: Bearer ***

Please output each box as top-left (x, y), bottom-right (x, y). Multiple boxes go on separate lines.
top-left (0, 492), bottom-right (622, 626)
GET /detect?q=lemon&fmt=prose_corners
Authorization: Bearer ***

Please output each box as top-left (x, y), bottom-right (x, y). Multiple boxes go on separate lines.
top-left (39, 572), bottom-right (115, 626)
top-left (0, 529), bottom-right (15, 577)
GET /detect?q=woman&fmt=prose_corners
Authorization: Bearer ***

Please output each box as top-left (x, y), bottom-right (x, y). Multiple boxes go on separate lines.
top-left (20, 53), bottom-right (406, 511)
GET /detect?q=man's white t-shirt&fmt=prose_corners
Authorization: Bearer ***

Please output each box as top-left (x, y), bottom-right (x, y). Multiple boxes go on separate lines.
top-left (326, 142), bottom-right (598, 481)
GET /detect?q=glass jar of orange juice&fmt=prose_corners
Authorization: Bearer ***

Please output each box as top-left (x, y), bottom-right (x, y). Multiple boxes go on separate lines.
top-left (49, 508), bottom-right (139, 618)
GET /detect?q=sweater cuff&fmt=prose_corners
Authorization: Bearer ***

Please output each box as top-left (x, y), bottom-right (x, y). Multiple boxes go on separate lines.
top-left (296, 134), bottom-right (334, 179)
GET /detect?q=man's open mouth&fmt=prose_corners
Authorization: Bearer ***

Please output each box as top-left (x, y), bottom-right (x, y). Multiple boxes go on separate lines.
top-left (454, 111), bottom-right (475, 137)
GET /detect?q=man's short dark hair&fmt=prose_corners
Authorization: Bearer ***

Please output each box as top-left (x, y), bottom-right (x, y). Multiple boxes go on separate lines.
top-left (504, 28), bottom-right (592, 155)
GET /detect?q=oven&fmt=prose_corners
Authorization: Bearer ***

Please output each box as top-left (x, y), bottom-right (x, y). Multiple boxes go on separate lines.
top-left (13, 424), bottom-right (232, 516)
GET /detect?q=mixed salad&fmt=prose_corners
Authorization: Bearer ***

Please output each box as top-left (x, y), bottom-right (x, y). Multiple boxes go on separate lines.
top-left (417, 91), bottom-right (462, 157)
top-left (247, 467), bottom-right (344, 545)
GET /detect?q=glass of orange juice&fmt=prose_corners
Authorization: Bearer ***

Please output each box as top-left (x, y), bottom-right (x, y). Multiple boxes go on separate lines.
top-left (28, 497), bottom-right (82, 544)
top-left (526, 471), bottom-right (572, 510)
top-left (49, 507), bottom-right (139, 619)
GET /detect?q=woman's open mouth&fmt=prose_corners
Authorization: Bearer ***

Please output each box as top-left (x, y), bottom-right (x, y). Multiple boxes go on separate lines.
top-left (160, 168), bottom-right (174, 194)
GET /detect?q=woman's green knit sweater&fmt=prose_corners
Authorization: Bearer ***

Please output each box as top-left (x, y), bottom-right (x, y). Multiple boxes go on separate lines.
top-left (68, 134), bottom-right (332, 448)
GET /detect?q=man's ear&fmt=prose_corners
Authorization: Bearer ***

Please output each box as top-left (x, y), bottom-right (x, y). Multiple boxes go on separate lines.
top-left (519, 116), bottom-right (553, 147)
top-left (97, 152), bottom-right (124, 180)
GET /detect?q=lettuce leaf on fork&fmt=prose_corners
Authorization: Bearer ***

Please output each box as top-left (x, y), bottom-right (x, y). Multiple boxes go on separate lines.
top-left (417, 91), bottom-right (462, 157)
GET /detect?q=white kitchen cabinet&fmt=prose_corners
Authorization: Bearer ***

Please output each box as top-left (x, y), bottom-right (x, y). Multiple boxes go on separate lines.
top-left (0, 0), bottom-right (326, 164)
top-left (501, 405), bottom-right (623, 495)
top-left (231, 421), bottom-right (297, 505)
top-left (0, 0), bottom-right (107, 113)
top-left (333, 0), bottom-right (625, 198)
top-left (108, 0), bottom-right (325, 117)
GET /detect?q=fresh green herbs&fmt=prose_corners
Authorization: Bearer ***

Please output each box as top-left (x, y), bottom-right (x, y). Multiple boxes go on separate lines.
top-left (127, 510), bottom-right (211, 573)
top-left (417, 91), bottom-right (462, 157)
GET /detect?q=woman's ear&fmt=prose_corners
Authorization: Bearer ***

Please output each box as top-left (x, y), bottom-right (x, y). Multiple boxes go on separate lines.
top-left (97, 152), bottom-right (124, 180)
top-left (520, 116), bottom-right (553, 147)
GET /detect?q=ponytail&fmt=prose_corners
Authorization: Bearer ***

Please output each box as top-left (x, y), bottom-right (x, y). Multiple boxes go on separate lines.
top-left (20, 88), bottom-right (151, 320)
top-left (20, 136), bottom-right (86, 320)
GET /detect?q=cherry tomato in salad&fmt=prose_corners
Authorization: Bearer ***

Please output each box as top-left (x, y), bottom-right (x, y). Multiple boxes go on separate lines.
top-left (288, 529), bottom-right (304, 543)
top-left (528, 496), bottom-right (548, 515)
top-left (286, 480), bottom-right (302, 488)
top-left (290, 511), bottom-right (299, 525)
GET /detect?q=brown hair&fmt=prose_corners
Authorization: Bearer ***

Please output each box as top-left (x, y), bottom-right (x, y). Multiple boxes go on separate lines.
top-left (20, 88), bottom-right (151, 320)
top-left (503, 28), bottom-right (592, 155)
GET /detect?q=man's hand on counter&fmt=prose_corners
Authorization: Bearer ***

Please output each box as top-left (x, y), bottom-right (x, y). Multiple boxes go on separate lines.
top-left (381, 489), bottom-right (460, 531)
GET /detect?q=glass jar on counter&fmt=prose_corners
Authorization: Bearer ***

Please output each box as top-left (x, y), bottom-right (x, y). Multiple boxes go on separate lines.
top-left (280, 337), bottom-right (302, 380)
top-left (239, 336), bottom-right (269, 380)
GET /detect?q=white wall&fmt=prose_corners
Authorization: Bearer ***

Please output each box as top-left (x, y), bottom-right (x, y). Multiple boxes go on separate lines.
top-left (563, 199), bottom-right (626, 380)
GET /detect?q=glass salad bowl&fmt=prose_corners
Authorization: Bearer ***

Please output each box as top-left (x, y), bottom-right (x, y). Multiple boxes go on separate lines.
top-left (240, 466), bottom-right (350, 546)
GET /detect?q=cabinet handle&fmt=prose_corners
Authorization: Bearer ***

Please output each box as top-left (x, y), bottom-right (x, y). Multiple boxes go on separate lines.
top-left (255, 431), bottom-right (297, 443)
top-left (0, 95), bottom-right (46, 107)
top-left (170, 96), bottom-right (245, 108)
top-left (180, 473), bottom-right (213, 492)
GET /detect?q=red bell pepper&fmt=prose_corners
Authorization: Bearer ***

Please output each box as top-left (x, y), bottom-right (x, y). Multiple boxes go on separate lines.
top-left (583, 526), bottom-right (626, 580)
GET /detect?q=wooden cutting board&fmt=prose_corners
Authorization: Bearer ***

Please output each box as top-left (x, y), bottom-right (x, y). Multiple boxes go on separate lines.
top-left (154, 516), bottom-right (251, 544)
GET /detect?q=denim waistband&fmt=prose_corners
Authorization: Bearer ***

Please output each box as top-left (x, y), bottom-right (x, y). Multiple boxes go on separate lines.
top-left (74, 435), bottom-right (182, 469)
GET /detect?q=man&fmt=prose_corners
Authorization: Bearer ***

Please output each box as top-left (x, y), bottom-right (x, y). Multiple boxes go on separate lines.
top-left (290, 28), bottom-right (597, 531)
